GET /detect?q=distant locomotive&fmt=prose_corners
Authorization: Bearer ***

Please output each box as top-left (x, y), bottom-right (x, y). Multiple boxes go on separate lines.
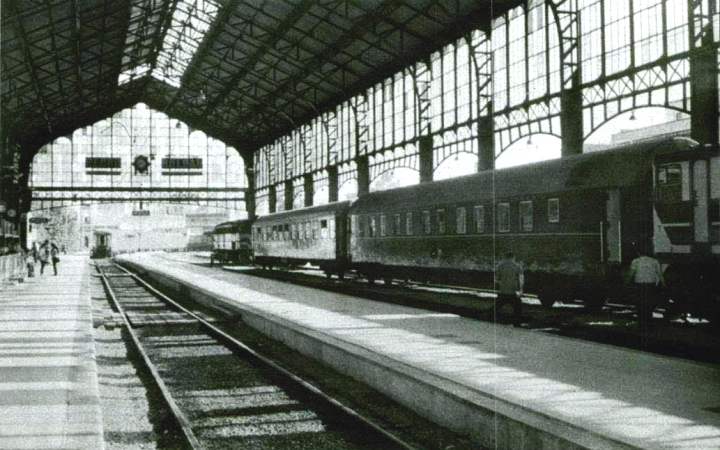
top-left (91, 230), bottom-right (112, 259)
top-left (216, 138), bottom-right (719, 321)
top-left (210, 219), bottom-right (253, 265)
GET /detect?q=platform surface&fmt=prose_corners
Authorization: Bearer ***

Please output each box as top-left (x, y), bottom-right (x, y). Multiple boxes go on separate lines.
top-left (0, 254), bottom-right (103, 450)
top-left (120, 252), bottom-right (720, 449)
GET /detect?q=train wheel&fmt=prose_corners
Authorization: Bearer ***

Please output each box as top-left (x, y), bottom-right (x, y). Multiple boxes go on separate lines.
top-left (367, 275), bottom-right (375, 285)
top-left (383, 277), bottom-right (392, 286)
top-left (338, 271), bottom-right (345, 281)
top-left (325, 271), bottom-right (332, 280)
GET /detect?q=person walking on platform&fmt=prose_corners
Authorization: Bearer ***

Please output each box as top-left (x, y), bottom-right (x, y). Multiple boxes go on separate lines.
top-left (39, 239), bottom-right (59, 275)
top-left (494, 251), bottom-right (525, 326)
top-left (38, 242), bottom-right (50, 275)
top-left (25, 247), bottom-right (35, 278)
top-left (628, 244), bottom-right (664, 332)
top-left (49, 243), bottom-right (60, 275)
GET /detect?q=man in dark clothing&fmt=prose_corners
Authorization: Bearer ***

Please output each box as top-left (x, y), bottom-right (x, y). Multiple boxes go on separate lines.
top-left (494, 251), bottom-right (525, 326)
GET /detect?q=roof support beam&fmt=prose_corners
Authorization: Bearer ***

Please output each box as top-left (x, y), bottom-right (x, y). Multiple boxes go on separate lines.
top-left (202, 0), bottom-right (316, 117)
top-left (8, 2), bottom-right (53, 134)
top-left (142, 0), bottom-right (180, 81)
top-left (69, 0), bottom-right (86, 106)
top-left (163, 0), bottom-right (241, 112)
top-left (238, 0), bottom-right (405, 126)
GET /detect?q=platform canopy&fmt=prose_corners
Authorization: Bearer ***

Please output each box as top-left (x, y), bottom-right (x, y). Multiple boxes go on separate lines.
top-left (1, 0), bottom-right (521, 154)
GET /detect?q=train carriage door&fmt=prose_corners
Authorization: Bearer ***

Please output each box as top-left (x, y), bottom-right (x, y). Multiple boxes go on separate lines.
top-left (693, 160), bottom-right (709, 246)
top-left (605, 189), bottom-right (622, 263)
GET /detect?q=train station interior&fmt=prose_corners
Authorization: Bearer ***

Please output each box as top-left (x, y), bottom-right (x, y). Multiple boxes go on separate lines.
top-left (1, 0), bottom-right (719, 449)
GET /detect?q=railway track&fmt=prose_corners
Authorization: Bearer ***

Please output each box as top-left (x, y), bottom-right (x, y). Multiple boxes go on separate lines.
top-left (96, 261), bottom-right (419, 450)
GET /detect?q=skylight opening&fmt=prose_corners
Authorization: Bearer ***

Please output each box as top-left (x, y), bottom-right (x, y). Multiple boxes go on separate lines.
top-left (150, 0), bottom-right (220, 88)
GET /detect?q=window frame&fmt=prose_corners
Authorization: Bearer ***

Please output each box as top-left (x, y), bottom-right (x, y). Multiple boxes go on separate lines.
top-left (456, 206), bottom-right (467, 234)
top-left (422, 210), bottom-right (431, 234)
top-left (474, 205), bottom-right (485, 233)
top-left (497, 202), bottom-right (511, 233)
top-left (519, 200), bottom-right (533, 232)
top-left (547, 198), bottom-right (560, 223)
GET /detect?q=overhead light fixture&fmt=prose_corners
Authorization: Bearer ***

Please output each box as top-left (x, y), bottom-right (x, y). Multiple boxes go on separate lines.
top-left (629, 112), bottom-right (636, 121)
top-left (526, 136), bottom-right (533, 146)
top-left (175, 121), bottom-right (182, 129)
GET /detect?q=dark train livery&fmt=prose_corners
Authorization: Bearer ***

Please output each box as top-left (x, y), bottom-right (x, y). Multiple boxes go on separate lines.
top-left (210, 219), bottom-right (253, 265)
top-left (212, 138), bottom-right (719, 321)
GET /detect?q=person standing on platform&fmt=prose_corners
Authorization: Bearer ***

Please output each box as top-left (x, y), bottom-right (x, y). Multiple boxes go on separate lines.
top-left (494, 251), bottom-right (525, 326)
top-left (628, 245), bottom-right (664, 332)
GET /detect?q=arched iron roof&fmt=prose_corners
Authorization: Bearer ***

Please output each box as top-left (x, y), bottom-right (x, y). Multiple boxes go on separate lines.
top-left (2, 0), bottom-right (521, 156)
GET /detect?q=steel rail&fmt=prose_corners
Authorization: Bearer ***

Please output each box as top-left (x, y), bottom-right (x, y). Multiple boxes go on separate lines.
top-left (97, 265), bottom-right (204, 450)
top-left (110, 261), bottom-right (421, 450)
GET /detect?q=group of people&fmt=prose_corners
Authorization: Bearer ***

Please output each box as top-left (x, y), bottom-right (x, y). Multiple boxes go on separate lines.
top-left (24, 240), bottom-right (61, 277)
top-left (493, 244), bottom-right (664, 331)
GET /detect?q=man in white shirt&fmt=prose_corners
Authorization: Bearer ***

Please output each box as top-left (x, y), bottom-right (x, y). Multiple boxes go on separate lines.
top-left (628, 245), bottom-right (664, 331)
top-left (495, 251), bottom-right (525, 326)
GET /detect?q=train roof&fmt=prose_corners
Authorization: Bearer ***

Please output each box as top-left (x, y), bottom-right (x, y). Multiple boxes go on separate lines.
top-left (213, 219), bottom-right (253, 233)
top-left (351, 137), bottom-right (698, 211)
top-left (255, 201), bottom-right (351, 224)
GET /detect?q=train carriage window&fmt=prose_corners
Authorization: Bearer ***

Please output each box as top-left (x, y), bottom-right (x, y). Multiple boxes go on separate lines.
top-left (320, 219), bottom-right (329, 239)
top-left (356, 216), bottom-right (364, 238)
top-left (548, 198), bottom-right (560, 223)
top-left (519, 201), bottom-right (533, 232)
top-left (312, 221), bottom-right (318, 240)
top-left (456, 207), bottom-right (467, 234)
top-left (394, 214), bottom-right (402, 236)
top-left (329, 218), bottom-right (335, 239)
top-left (437, 209), bottom-right (446, 234)
top-left (422, 210), bottom-right (431, 234)
top-left (656, 163), bottom-right (684, 203)
top-left (406, 212), bottom-right (413, 236)
top-left (369, 216), bottom-right (377, 237)
top-left (284, 224), bottom-right (290, 240)
top-left (497, 203), bottom-right (510, 232)
top-left (474, 206), bottom-right (485, 233)
top-left (380, 214), bottom-right (387, 237)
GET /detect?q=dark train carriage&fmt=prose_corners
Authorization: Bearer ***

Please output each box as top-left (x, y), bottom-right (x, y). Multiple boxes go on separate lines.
top-left (349, 141), bottom-right (665, 307)
top-left (91, 230), bottom-right (112, 259)
top-left (253, 202), bottom-right (351, 276)
top-left (211, 219), bottom-right (253, 265)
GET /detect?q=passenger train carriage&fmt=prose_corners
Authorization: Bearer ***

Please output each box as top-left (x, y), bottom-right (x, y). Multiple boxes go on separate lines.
top-left (252, 202), bottom-right (351, 276)
top-left (210, 219), bottom-right (253, 265)
top-left (214, 137), bottom-right (718, 321)
top-left (350, 138), bottom-right (719, 315)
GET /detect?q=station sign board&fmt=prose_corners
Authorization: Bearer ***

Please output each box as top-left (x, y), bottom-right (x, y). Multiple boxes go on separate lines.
top-left (29, 217), bottom-right (50, 224)
top-left (132, 210), bottom-right (150, 216)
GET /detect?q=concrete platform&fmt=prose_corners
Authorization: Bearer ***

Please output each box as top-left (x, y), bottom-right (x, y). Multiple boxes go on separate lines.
top-left (0, 254), bottom-right (104, 450)
top-left (119, 252), bottom-right (720, 450)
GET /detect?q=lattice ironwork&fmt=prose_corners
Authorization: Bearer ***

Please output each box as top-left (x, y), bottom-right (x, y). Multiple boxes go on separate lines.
top-left (467, 30), bottom-right (493, 117)
top-left (353, 94), bottom-right (370, 156)
top-left (369, 145), bottom-right (419, 181)
top-left (432, 124), bottom-right (477, 169)
top-left (324, 110), bottom-right (338, 166)
top-left (548, 0), bottom-right (580, 90)
top-left (413, 60), bottom-right (433, 136)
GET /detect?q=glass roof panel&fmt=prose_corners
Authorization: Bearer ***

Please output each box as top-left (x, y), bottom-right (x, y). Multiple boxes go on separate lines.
top-left (150, 0), bottom-right (220, 88)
